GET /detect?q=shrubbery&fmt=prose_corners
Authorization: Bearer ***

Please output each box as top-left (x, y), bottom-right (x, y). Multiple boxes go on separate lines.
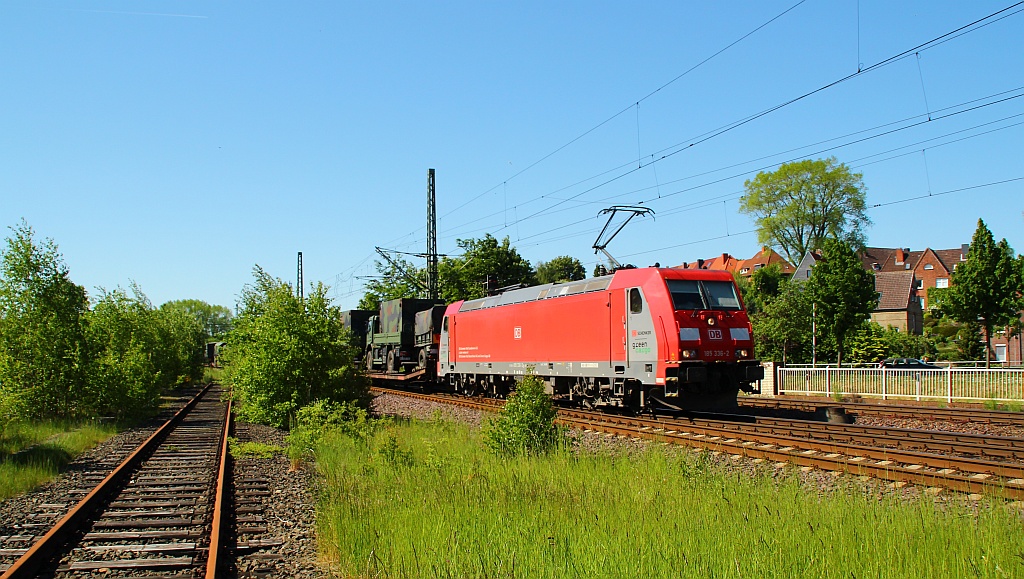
top-left (483, 373), bottom-right (563, 456)
top-left (285, 399), bottom-right (373, 465)
top-left (223, 267), bottom-right (370, 429)
top-left (0, 221), bottom-right (210, 423)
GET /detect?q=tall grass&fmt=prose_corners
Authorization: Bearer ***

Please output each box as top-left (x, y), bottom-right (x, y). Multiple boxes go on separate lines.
top-left (1, 421), bottom-right (117, 500)
top-left (315, 417), bottom-right (1023, 578)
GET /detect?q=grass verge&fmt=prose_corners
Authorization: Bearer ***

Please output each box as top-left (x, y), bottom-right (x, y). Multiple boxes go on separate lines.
top-left (314, 417), bottom-right (1024, 578)
top-left (1, 421), bottom-right (118, 500)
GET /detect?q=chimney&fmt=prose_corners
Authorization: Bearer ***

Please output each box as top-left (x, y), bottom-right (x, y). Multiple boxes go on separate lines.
top-left (697, 258), bottom-right (705, 269)
top-left (961, 243), bottom-right (969, 261)
top-left (895, 248), bottom-right (905, 264)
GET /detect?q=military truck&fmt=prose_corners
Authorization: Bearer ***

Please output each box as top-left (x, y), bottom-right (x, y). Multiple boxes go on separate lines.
top-left (365, 298), bottom-right (446, 374)
top-left (340, 309), bottom-right (375, 357)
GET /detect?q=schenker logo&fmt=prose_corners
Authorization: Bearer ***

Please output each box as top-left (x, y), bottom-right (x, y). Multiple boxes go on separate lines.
top-left (631, 330), bottom-right (653, 337)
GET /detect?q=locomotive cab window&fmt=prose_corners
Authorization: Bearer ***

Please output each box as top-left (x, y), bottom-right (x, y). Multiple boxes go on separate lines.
top-left (667, 279), bottom-right (742, 311)
top-left (629, 288), bottom-right (643, 313)
top-left (667, 280), bottom-right (703, 310)
top-left (703, 281), bottom-right (741, 310)
top-left (442, 316), bottom-right (448, 332)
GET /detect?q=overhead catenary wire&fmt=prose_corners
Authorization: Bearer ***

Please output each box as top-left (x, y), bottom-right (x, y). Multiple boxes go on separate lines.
top-left (485, 3), bottom-right (1024, 231)
top-left (326, 3), bottom-right (1024, 302)
top-left (335, 5), bottom-right (1024, 275)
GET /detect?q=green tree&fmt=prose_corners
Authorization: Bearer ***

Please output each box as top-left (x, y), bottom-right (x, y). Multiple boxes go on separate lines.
top-left (740, 263), bottom-right (787, 315)
top-left (535, 256), bottom-right (585, 284)
top-left (942, 219), bottom-right (1021, 367)
top-left (955, 321), bottom-right (985, 361)
top-left (438, 234), bottom-right (534, 302)
top-left (155, 301), bottom-right (207, 385)
top-left (224, 267), bottom-right (370, 428)
top-left (483, 373), bottom-right (561, 456)
top-left (86, 286), bottom-right (163, 419)
top-left (739, 157), bottom-right (870, 264)
top-left (0, 221), bottom-right (91, 419)
top-left (805, 239), bottom-right (878, 366)
top-left (750, 278), bottom-right (812, 364)
top-left (358, 256), bottom-right (424, 311)
top-left (161, 299), bottom-right (233, 339)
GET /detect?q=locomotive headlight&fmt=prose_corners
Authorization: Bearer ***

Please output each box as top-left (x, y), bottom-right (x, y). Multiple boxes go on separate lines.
top-left (735, 349), bottom-right (750, 359)
top-left (707, 317), bottom-right (716, 326)
top-left (681, 349), bottom-right (698, 359)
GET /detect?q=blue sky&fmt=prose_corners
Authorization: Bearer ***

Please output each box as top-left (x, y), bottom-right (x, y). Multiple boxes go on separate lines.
top-left (2, 1), bottom-right (1022, 311)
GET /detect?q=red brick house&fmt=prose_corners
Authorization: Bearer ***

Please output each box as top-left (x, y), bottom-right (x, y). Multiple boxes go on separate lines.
top-left (858, 245), bottom-right (968, 310)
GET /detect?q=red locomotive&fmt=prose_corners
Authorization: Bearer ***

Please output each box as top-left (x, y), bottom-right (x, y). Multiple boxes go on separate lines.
top-left (435, 267), bottom-right (763, 410)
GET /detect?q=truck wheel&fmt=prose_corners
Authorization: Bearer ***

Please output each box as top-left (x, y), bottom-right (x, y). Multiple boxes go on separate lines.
top-left (387, 350), bottom-right (397, 373)
top-left (417, 349), bottom-right (427, 370)
top-left (365, 351), bottom-right (374, 372)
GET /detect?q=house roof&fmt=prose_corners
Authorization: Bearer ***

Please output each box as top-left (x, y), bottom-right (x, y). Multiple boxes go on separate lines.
top-left (875, 271), bottom-right (916, 311)
top-left (932, 248), bottom-right (965, 272)
top-left (735, 248), bottom-right (795, 276)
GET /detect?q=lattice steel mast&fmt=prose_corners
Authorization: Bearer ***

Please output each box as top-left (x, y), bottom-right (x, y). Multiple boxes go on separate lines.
top-left (426, 168), bottom-right (439, 300)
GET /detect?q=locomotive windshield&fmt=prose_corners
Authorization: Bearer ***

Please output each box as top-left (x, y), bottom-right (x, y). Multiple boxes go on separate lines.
top-left (667, 279), bottom-right (741, 311)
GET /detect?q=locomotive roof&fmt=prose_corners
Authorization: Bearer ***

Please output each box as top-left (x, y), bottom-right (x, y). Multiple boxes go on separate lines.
top-left (456, 267), bottom-right (735, 313)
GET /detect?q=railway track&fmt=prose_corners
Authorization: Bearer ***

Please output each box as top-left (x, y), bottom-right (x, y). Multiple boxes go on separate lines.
top-left (1, 384), bottom-right (233, 578)
top-left (372, 386), bottom-right (1024, 500)
top-left (738, 395), bottom-right (1024, 426)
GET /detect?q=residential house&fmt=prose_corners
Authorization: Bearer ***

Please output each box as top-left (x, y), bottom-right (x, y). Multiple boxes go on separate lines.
top-left (857, 245), bottom-right (969, 310)
top-left (677, 248), bottom-right (794, 278)
top-left (734, 248), bottom-right (795, 278)
top-left (796, 250), bottom-right (924, 335)
top-left (872, 271), bottom-right (923, 334)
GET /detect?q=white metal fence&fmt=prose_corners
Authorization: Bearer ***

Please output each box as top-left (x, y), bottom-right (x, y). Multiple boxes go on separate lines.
top-left (776, 366), bottom-right (1024, 403)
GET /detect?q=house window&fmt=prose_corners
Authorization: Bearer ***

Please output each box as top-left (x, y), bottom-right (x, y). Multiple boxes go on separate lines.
top-left (805, 270), bottom-right (811, 278)
top-left (936, 278), bottom-right (949, 288)
top-left (918, 296), bottom-right (925, 308)
top-left (924, 264), bottom-right (934, 270)
top-left (995, 344), bottom-right (1007, 363)
top-left (740, 268), bottom-right (749, 274)
top-left (915, 279), bottom-right (923, 289)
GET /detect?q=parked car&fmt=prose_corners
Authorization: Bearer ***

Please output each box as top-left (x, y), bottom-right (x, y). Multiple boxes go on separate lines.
top-left (881, 358), bottom-right (940, 369)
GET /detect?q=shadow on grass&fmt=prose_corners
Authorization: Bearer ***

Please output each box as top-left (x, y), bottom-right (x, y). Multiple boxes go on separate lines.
top-left (2, 443), bottom-right (74, 470)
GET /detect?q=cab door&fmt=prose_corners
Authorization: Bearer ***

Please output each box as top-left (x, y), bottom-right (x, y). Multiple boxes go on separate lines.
top-left (625, 287), bottom-right (657, 370)
top-left (439, 315), bottom-right (451, 375)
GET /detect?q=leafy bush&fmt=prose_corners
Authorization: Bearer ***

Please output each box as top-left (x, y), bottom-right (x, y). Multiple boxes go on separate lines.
top-left (285, 399), bottom-right (373, 464)
top-left (224, 267), bottom-right (370, 428)
top-left (377, 433), bottom-right (414, 467)
top-left (1, 222), bottom-right (210, 423)
top-left (483, 373), bottom-right (562, 456)
top-left (0, 221), bottom-right (91, 419)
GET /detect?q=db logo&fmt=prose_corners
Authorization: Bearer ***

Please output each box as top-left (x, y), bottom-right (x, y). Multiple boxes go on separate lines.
top-left (514, 326), bottom-right (522, 340)
top-left (708, 329), bottom-right (723, 340)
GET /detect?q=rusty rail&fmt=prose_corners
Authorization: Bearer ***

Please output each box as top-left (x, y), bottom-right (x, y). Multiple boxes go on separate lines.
top-left (1, 384), bottom-right (214, 579)
top-left (205, 398), bottom-right (232, 578)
